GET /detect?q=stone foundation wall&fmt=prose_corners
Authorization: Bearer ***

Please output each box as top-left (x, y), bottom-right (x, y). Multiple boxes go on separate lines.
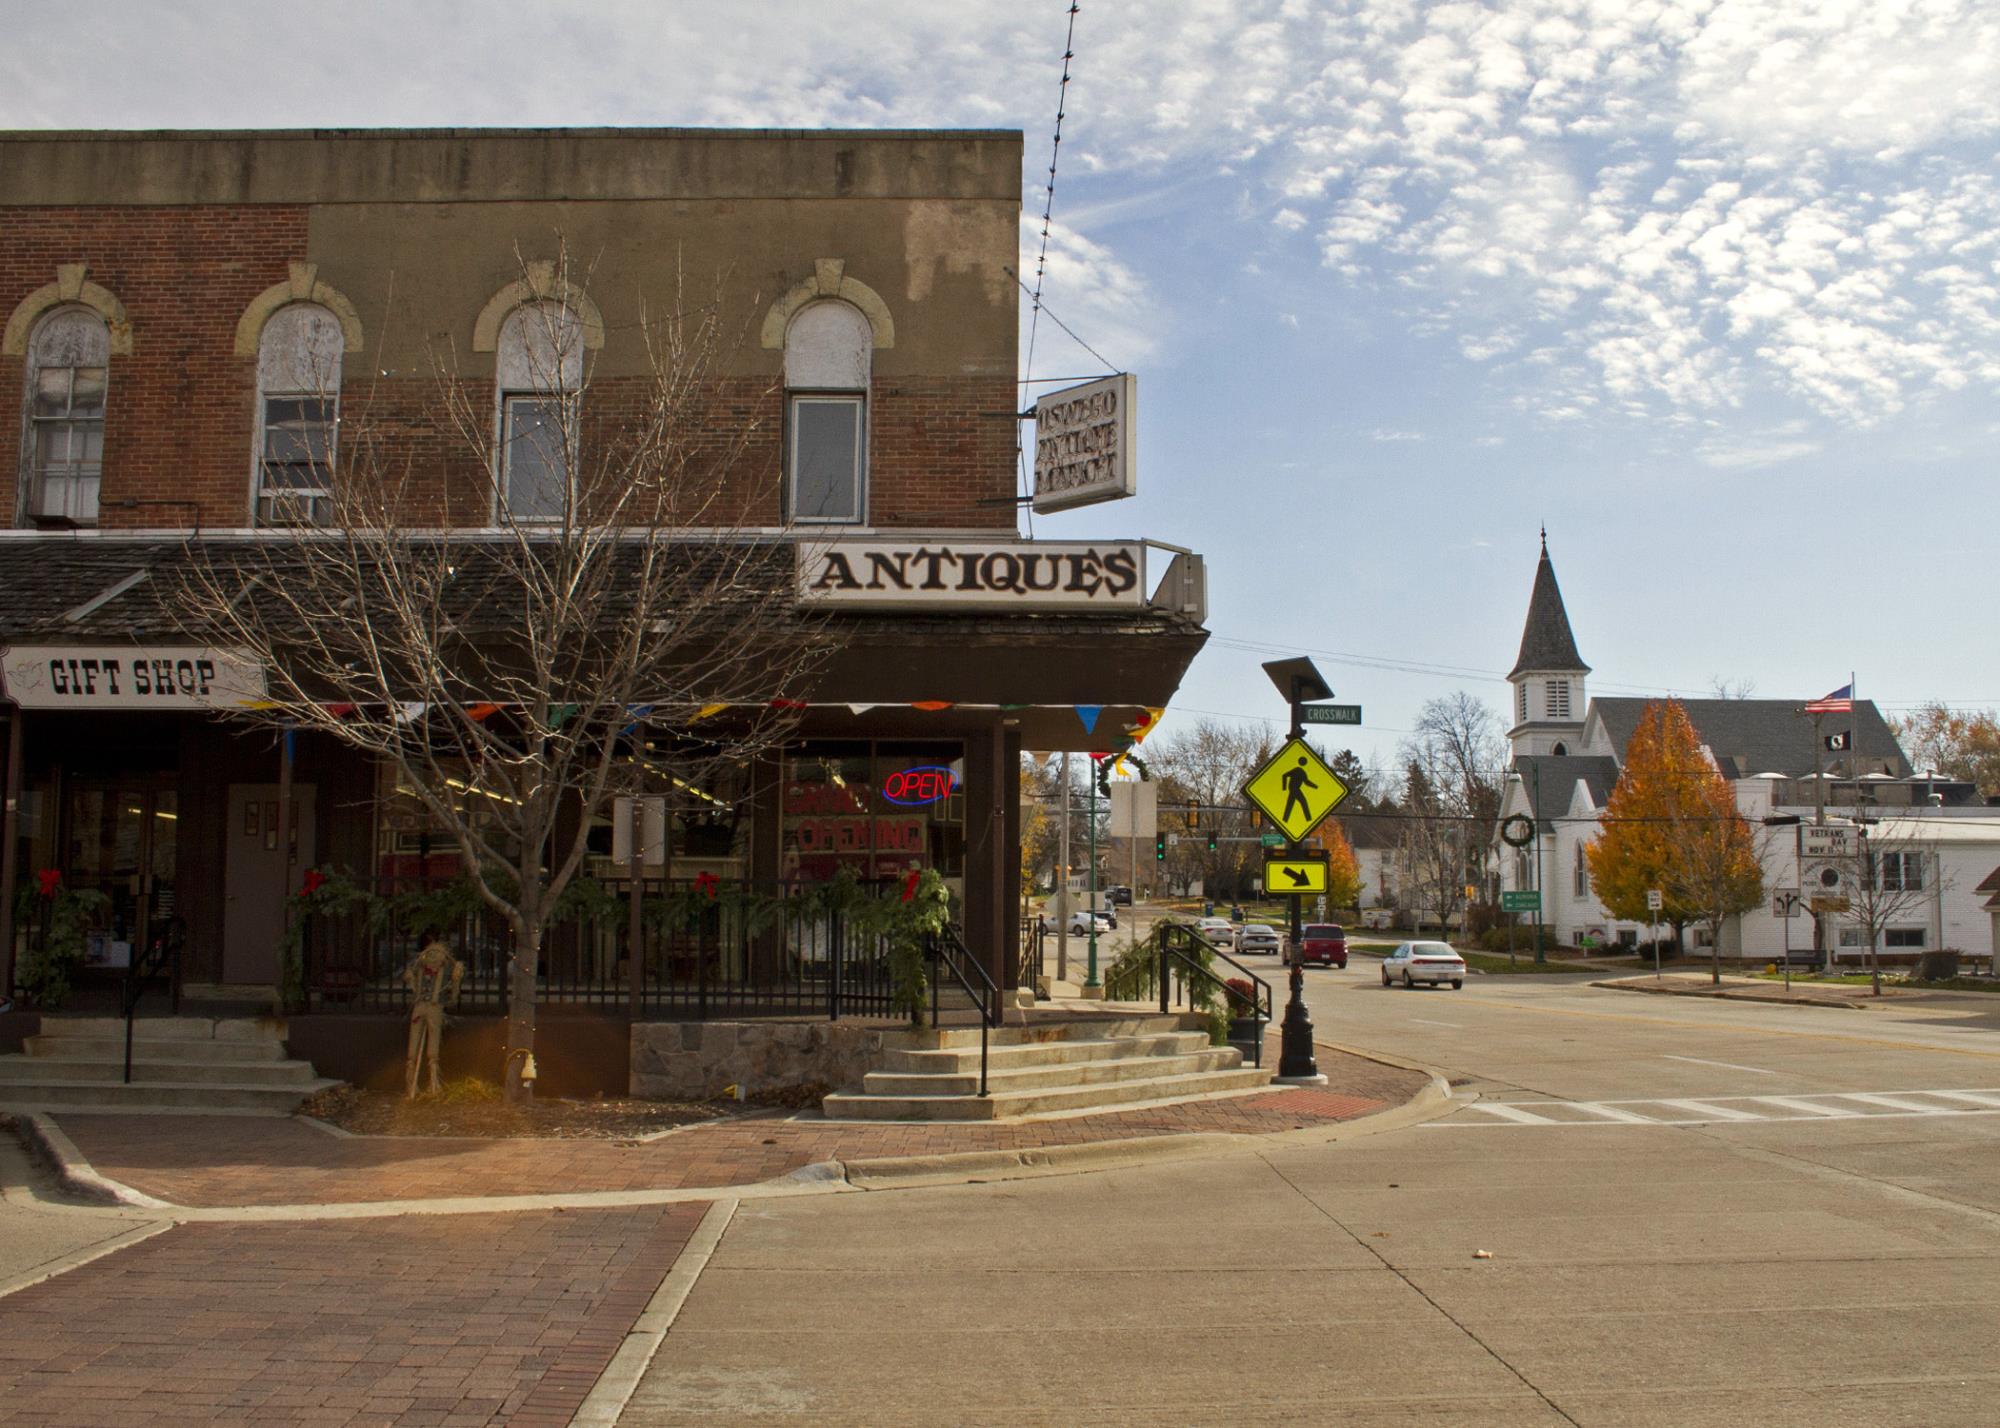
top-left (630, 1020), bottom-right (904, 1100)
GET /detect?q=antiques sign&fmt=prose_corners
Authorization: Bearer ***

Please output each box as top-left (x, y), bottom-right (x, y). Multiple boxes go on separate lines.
top-left (1032, 373), bottom-right (1137, 512)
top-left (798, 540), bottom-right (1146, 610)
top-left (0, 645), bottom-right (267, 710)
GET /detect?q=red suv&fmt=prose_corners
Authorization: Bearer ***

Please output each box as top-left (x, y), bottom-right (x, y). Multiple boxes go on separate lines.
top-left (1300, 924), bottom-right (1348, 968)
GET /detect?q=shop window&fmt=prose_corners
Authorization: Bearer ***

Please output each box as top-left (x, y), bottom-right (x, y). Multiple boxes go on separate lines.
top-left (23, 307), bottom-right (109, 525)
top-left (254, 303), bottom-right (344, 525)
top-left (784, 301), bottom-right (870, 523)
top-left (495, 302), bottom-right (582, 522)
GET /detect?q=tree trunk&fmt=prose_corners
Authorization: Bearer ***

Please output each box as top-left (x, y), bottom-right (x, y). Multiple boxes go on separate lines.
top-left (504, 924), bottom-right (540, 1103)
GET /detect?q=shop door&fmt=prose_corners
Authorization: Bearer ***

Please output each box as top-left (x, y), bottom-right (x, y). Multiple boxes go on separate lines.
top-left (64, 780), bottom-right (178, 972)
top-left (223, 784), bottom-right (316, 985)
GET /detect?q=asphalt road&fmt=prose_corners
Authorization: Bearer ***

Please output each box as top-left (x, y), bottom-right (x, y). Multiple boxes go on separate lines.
top-left (625, 967), bottom-right (2000, 1425)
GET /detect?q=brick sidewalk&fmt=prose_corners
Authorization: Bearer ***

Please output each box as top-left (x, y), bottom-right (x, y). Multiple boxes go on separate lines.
top-left (0, 1202), bottom-right (706, 1427)
top-left (53, 1049), bottom-right (1427, 1209)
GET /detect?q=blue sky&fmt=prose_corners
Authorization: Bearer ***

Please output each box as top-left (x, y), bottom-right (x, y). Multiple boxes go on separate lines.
top-left (6, 0), bottom-right (1996, 769)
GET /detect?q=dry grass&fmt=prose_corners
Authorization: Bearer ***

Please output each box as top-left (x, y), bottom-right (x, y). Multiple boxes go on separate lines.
top-left (300, 1080), bottom-right (761, 1139)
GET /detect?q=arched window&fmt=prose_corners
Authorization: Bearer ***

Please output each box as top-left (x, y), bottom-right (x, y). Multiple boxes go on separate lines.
top-left (255, 303), bottom-right (344, 525)
top-left (1573, 841), bottom-right (1588, 897)
top-left (785, 301), bottom-right (870, 523)
top-left (495, 302), bottom-right (582, 523)
top-left (23, 307), bottom-right (109, 525)
top-left (1551, 741), bottom-right (1568, 757)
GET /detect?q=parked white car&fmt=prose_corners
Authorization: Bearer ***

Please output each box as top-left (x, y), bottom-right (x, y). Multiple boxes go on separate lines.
top-left (1194, 916), bottom-right (1235, 944)
top-left (1233, 923), bottom-right (1282, 957)
top-left (1381, 941), bottom-right (1466, 989)
top-left (1067, 910), bottom-right (1114, 936)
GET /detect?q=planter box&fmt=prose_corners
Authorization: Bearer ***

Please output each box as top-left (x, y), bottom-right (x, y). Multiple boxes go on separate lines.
top-left (1227, 1016), bottom-right (1266, 1066)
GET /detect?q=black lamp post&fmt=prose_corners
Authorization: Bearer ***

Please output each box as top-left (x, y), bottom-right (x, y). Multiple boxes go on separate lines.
top-left (1262, 658), bottom-right (1333, 1085)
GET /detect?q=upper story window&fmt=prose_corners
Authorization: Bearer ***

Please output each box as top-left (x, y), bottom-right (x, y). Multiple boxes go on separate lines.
top-left (784, 301), bottom-right (871, 523)
top-left (1873, 851), bottom-right (1924, 892)
top-left (1544, 679), bottom-right (1571, 720)
top-left (1573, 841), bottom-right (1588, 897)
top-left (496, 302), bottom-right (582, 523)
top-left (1516, 683), bottom-right (1528, 723)
top-left (24, 308), bottom-right (109, 526)
top-left (254, 303), bottom-right (344, 526)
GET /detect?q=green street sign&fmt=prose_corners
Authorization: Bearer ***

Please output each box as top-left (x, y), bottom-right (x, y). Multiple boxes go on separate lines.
top-left (1300, 703), bottom-right (1363, 726)
top-left (1501, 890), bottom-right (1541, 913)
top-left (1260, 833), bottom-right (1285, 848)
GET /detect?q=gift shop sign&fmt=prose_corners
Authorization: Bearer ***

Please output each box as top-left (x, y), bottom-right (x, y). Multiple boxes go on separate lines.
top-left (0, 645), bottom-right (267, 710)
top-left (1033, 373), bottom-right (1136, 513)
top-left (798, 540), bottom-right (1145, 611)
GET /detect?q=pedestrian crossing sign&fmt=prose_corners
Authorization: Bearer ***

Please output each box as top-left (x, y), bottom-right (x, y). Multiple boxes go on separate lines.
top-left (1242, 737), bottom-right (1347, 844)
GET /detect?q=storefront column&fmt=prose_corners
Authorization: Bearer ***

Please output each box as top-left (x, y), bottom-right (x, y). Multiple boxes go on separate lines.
top-left (962, 719), bottom-right (1008, 996)
top-left (0, 707), bottom-right (20, 998)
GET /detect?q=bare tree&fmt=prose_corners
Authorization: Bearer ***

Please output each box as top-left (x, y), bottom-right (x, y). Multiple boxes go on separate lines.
top-left (1829, 817), bottom-right (1951, 996)
top-left (1396, 693), bottom-right (1504, 933)
top-left (174, 246), bottom-right (837, 1099)
top-left (1707, 676), bottom-right (1758, 700)
top-left (1149, 717), bottom-right (1276, 900)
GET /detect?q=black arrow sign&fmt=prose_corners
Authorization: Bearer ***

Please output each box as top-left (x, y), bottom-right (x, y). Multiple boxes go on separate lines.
top-left (1284, 868), bottom-right (1308, 887)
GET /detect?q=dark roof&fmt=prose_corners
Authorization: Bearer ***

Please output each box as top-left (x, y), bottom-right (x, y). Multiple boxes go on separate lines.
top-left (1329, 814), bottom-right (1398, 851)
top-left (1511, 755), bottom-right (1620, 821)
top-left (1508, 539), bottom-right (1589, 678)
top-left (1590, 698), bottom-right (1910, 780)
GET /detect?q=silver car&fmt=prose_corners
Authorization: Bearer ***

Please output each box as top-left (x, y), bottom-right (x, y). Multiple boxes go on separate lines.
top-left (1233, 923), bottom-right (1283, 957)
top-left (1381, 940), bottom-right (1466, 989)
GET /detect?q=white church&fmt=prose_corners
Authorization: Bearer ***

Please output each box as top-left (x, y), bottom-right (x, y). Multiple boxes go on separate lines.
top-left (1492, 537), bottom-right (2000, 964)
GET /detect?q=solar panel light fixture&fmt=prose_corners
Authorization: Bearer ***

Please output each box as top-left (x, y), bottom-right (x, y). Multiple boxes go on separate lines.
top-left (1261, 657), bottom-right (1332, 709)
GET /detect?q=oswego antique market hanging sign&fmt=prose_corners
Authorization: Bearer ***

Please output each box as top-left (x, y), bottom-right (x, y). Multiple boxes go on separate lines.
top-left (1032, 373), bottom-right (1137, 513)
top-left (798, 540), bottom-right (1145, 611)
top-left (0, 645), bottom-right (268, 710)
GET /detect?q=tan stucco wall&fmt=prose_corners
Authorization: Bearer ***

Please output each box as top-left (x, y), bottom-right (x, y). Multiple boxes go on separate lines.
top-left (305, 195), bottom-right (1017, 381)
top-left (0, 129), bottom-right (1021, 206)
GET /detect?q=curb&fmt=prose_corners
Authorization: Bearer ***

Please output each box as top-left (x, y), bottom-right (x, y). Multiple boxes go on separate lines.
top-left (1592, 978), bottom-right (1878, 1010)
top-left (4, 1113), bottom-right (174, 1210)
top-left (837, 1045), bottom-right (1459, 1190)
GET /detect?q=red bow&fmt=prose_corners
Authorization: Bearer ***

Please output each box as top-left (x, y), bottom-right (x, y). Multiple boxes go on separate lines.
top-left (301, 869), bottom-right (328, 896)
top-left (901, 870), bottom-right (921, 902)
top-left (35, 868), bottom-right (61, 898)
top-left (694, 871), bottom-right (720, 900)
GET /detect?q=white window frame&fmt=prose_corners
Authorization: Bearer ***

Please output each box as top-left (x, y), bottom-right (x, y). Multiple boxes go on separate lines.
top-left (22, 307), bottom-right (110, 527)
top-left (251, 303), bottom-right (345, 527)
top-left (1874, 851), bottom-right (1924, 893)
top-left (493, 302), bottom-right (582, 525)
top-left (786, 391), bottom-right (867, 524)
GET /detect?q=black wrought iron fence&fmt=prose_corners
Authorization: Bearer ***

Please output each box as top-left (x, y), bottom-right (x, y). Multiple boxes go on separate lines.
top-left (299, 874), bottom-right (906, 1019)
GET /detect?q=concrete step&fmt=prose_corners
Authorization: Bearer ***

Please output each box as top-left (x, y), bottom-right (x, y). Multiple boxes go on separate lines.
top-left (0, 1077), bottom-right (340, 1114)
top-left (35, 1016), bottom-right (286, 1044)
top-left (882, 1030), bottom-right (1213, 1075)
top-left (23, 1035), bottom-right (286, 1063)
top-left (823, 1064), bottom-right (1275, 1122)
top-left (921, 1015), bottom-right (1188, 1051)
top-left (0, 1056), bottom-right (319, 1087)
top-left (861, 1047), bottom-right (1245, 1099)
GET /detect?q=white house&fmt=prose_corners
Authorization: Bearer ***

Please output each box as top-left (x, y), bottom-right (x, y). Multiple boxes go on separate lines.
top-left (1492, 537), bottom-right (2000, 961)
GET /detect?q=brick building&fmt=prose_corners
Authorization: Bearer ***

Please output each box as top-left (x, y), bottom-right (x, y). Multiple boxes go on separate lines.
top-left (0, 129), bottom-right (1209, 1093)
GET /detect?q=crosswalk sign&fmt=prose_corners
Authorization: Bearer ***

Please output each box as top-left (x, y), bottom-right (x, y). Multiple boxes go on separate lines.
top-left (1263, 853), bottom-right (1329, 896)
top-left (1242, 737), bottom-right (1348, 843)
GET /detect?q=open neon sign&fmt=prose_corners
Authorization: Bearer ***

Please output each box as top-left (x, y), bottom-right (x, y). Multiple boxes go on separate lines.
top-left (881, 766), bottom-right (959, 806)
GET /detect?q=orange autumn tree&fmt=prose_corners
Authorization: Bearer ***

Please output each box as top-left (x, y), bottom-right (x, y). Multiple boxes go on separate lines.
top-left (1587, 700), bottom-right (1763, 980)
top-left (1306, 821), bottom-right (1364, 911)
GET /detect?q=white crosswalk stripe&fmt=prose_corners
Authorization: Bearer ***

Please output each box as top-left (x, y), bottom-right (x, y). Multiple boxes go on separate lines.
top-left (1431, 1088), bottom-right (2000, 1129)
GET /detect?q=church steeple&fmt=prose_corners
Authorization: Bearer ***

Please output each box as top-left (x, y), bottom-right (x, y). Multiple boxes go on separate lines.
top-left (1508, 534), bottom-right (1590, 756)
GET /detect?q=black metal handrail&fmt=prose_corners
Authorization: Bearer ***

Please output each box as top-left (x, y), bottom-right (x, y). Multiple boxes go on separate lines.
top-left (1158, 921), bottom-right (1273, 1068)
top-left (927, 923), bottom-right (1001, 1097)
top-left (123, 919), bottom-right (183, 1084)
top-left (1016, 914), bottom-right (1047, 1000)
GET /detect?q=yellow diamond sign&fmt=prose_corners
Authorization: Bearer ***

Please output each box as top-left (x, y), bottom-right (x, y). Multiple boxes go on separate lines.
top-left (1242, 737), bottom-right (1348, 843)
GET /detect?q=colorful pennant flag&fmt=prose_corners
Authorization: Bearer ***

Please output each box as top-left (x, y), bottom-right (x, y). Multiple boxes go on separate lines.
top-left (464, 703), bottom-right (500, 723)
top-left (693, 703), bottom-right (729, 722)
top-left (910, 700), bottom-right (953, 712)
top-left (1074, 705), bottom-right (1103, 734)
top-left (547, 704), bottom-right (581, 730)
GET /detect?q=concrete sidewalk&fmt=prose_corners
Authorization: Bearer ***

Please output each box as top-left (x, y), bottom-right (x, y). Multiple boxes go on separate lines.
top-left (19, 1046), bottom-right (1432, 1214)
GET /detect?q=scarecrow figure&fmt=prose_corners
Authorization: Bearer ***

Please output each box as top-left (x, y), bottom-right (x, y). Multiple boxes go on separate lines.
top-left (401, 928), bottom-right (464, 1098)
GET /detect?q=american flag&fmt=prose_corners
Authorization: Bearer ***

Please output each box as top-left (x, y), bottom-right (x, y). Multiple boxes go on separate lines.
top-left (1805, 683), bottom-right (1853, 714)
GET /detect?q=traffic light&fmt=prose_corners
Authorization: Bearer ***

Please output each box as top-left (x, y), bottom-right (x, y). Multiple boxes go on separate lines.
top-left (1207, 832), bottom-right (1217, 853)
top-left (1154, 832), bottom-right (1167, 861)
top-left (1187, 801), bottom-right (1199, 830)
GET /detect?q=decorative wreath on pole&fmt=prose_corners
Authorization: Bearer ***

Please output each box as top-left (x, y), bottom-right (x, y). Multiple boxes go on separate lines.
top-left (1095, 752), bottom-right (1150, 798)
top-left (1499, 813), bottom-right (1537, 848)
